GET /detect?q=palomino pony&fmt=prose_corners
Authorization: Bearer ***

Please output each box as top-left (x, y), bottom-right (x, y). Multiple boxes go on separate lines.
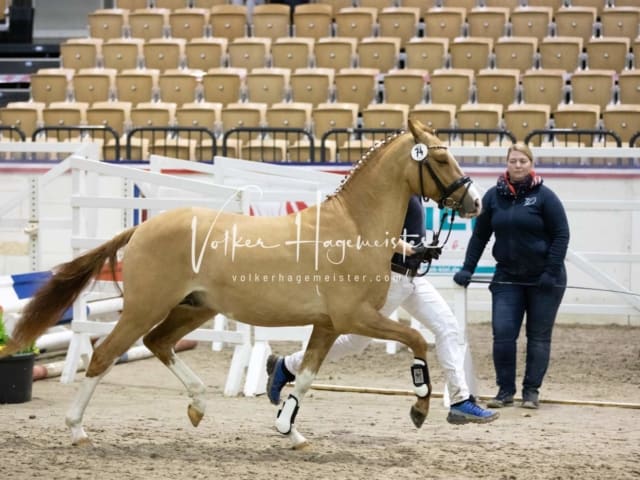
top-left (2, 119), bottom-right (481, 448)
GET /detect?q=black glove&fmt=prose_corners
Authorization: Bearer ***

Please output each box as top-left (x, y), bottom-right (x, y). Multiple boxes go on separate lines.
top-left (413, 244), bottom-right (442, 262)
top-left (537, 272), bottom-right (556, 291)
top-left (453, 269), bottom-right (472, 287)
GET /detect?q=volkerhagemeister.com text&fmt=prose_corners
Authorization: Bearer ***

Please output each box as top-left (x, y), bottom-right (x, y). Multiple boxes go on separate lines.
top-left (231, 272), bottom-right (390, 285)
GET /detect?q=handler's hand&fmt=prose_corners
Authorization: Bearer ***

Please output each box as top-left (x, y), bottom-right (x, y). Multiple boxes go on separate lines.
top-left (413, 245), bottom-right (442, 262)
top-left (453, 269), bottom-right (472, 287)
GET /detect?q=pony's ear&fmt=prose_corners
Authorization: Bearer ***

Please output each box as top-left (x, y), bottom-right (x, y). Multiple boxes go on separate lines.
top-left (408, 118), bottom-right (435, 143)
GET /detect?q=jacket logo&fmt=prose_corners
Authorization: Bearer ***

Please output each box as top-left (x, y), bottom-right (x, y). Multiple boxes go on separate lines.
top-left (524, 196), bottom-right (537, 207)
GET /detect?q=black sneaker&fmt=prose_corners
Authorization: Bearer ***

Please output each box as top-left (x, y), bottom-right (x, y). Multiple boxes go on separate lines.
top-left (521, 390), bottom-right (540, 409)
top-left (486, 391), bottom-right (515, 408)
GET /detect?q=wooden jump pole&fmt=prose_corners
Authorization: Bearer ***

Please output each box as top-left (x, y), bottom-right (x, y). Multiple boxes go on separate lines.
top-left (309, 383), bottom-right (640, 410)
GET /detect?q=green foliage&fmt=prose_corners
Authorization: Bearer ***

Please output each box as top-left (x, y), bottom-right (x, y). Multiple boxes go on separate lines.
top-left (0, 307), bottom-right (38, 355)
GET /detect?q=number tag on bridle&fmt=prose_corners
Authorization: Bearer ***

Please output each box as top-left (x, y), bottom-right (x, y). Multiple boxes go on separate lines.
top-left (411, 143), bottom-right (428, 162)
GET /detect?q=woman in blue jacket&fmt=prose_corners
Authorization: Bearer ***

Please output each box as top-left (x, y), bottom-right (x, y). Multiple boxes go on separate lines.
top-left (453, 143), bottom-right (570, 409)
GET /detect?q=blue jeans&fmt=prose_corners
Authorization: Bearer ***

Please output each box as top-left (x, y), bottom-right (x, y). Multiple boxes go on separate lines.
top-left (489, 268), bottom-right (566, 396)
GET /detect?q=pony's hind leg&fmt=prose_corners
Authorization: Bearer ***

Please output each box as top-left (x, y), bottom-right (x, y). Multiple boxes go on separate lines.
top-left (142, 302), bottom-right (216, 428)
top-left (65, 307), bottom-right (166, 446)
top-left (275, 325), bottom-right (338, 449)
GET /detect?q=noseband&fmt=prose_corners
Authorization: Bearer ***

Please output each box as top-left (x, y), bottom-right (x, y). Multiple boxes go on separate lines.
top-left (417, 144), bottom-right (472, 210)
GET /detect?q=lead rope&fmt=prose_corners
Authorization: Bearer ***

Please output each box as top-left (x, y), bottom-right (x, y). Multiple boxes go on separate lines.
top-left (416, 208), bottom-right (457, 277)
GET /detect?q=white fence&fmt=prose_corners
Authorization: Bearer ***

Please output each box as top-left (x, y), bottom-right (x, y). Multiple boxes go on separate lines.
top-left (0, 142), bottom-right (638, 398)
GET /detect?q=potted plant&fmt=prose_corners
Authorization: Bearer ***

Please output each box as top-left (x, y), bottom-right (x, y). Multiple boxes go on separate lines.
top-left (0, 306), bottom-right (38, 404)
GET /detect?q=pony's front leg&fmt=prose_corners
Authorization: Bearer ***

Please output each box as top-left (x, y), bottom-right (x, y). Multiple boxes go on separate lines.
top-left (338, 307), bottom-right (432, 428)
top-left (275, 325), bottom-right (337, 449)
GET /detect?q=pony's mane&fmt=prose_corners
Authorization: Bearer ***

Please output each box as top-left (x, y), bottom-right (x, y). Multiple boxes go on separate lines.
top-left (327, 130), bottom-right (406, 199)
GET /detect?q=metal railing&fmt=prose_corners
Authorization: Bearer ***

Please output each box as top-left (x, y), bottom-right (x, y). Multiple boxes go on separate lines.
top-left (126, 126), bottom-right (217, 163)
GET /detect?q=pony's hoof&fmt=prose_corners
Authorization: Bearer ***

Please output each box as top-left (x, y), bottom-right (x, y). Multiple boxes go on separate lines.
top-left (188, 404), bottom-right (204, 427)
top-left (72, 437), bottom-right (94, 448)
top-left (410, 405), bottom-right (426, 428)
top-left (292, 441), bottom-right (311, 451)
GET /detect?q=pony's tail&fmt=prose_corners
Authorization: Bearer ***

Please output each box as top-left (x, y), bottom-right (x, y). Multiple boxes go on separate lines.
top-left (0, 227), bottom-right (137, 358)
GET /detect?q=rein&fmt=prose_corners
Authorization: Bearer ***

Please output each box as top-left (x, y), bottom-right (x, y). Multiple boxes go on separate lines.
top-left (469, 279), bottom-right (640, 297)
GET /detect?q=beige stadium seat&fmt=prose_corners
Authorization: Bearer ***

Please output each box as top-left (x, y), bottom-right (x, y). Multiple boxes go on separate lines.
top-left (176, 101), bottom-right (222, 132)
top-left (521, 68), bottom-right (567, 110)
top-left (409, 103), bottom-right (456, 132)
top-left (570, 69), bottom-right (616, 110)
top-left (251, 3), bottom-right (290, 39)
top-left (169, 8), bottom-right (210, 40)
top-left (201, 67), bottom-right (246, 106)
top-left (242, 138), bottom-right (289, 162)
top-left (552, 103), bottom-right (601, 147)
top-left (115, 68), bottom-right (159, 105)
top-left (602, 104), bottom-right (640, 145)
top-left (466, 7), bottom-right (509, 41)
top-left (539, 36), bottom-right (583, 73)
top-left (227, 37), bottom-right (271, 71)
top-left (382, 68), bottom-right (427, 107)
top-left (158, 69), bottom-right (202, 106)
top-left (357, 36), bottom-right (401, 73)
top-left (102, 38), bottom-right (144, 71)
top-left (143, 38), bottom-right (186, 71)
top-left (510, 7), bottom-right (553, 41)
top-left (456, 103), bottom-right (504, 146)
top-left (128, 8), bottom-right (170, 40)
top-left (362, 103), bottom-right (409, 131)
top-left (209, 4), bottom-right (248, 41)
top-left (60, 38), bottom-right (103, 71)
top-left (155, 0), bottom-right (188, 9)
top-left (314, 36), bottom-right (357, 71)
top-left (116, 0), bottom-right (147, 9)
top-left (585, 37), bottom-right (630, 72)
top-left (377, 7), bottom-right (421, 48)
top-left (599, 7), bottom-right (640, 42)
top-left (292, 3), bottom-right (332, 40)
top-left (483, 0), bottom-right (519, 13)
top-left (72, 67), bottom-right (117, 104)
top-left (526, 0), bottom-right (564, 11)
top-left (87, 100), bottom-right (132, 137)
top-left (554, 6), bottom-right (597, 44)
top-left (475, 68), bottom-right (520, 109)
top-left (290, 67), bottom-right (334, 106)
top-left (494, 37), bottom-right (538, 73)
top-left (43, 101), bottom-right (88, 128)
top-left (334, 67), bottom-right (380, 112)
top-left (245, 67), bottom-right (291, 106)
top-left (220, 102), bottom-right (268, 143)
top-left (449, 37), bottom-right (493, 73)
top-left (271, 37), bottom-right (314, 70)
top-left (184, 37), bottom-right (227, 71)
top-left (618, 69), bottom-right (640, 104)
top-left (0, 102), bottom-right (45, 140)
top-left (88, 8), bottom-right (129, 40)
top-left (334, 7), bottom-right (377, 41)
top-left (503, 104), bottom-right (551, 145)
top-left (428, 68), bottom-right (474, 108)
top-left (265, 101), bottom-right (313, 144)
top-left (424, 7), bottom-right (466, 41)
top-left (29, 68), bottom-right (74, 104)
top-left (401, 0), bottom-right (437, 20)
top-left (312, 102), bottom-right (359, 147)
top-left (130, 101), bottom-right (177, 142)
top-left (403, 37), bottom-right (448, 72)
top-left (440, 0), bottom-right (476, 13)
top-left (322, 0), bottom-right (353, 18)
top-left (570, 0), bottom-right (609, 17)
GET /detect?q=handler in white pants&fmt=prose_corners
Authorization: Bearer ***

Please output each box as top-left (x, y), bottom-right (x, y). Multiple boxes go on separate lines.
top-left (267, 196), bottom-right (498, 424)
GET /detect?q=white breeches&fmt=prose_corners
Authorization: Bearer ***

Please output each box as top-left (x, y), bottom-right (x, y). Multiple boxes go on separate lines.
top-left (284, 272), bottom-right (470, 404)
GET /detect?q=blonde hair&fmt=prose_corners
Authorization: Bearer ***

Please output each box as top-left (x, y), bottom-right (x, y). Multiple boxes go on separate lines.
top-left (507, 142), bottom-right (534, 164)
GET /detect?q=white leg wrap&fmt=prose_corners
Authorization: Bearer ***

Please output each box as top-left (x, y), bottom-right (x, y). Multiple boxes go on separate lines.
top-left (412, 358), bottom-right (430, 398)
top-left (275, 394), bottom-right (299, 435)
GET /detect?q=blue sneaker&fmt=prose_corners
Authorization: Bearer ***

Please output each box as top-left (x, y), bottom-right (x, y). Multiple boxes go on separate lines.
top-left (447, 397), bottom-right (500, 425)
top-left (266, 354), bottom-right (295, 405)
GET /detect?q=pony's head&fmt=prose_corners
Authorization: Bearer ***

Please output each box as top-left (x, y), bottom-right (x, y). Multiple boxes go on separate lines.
top-left (407, 118), bottom-right (481, 218)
